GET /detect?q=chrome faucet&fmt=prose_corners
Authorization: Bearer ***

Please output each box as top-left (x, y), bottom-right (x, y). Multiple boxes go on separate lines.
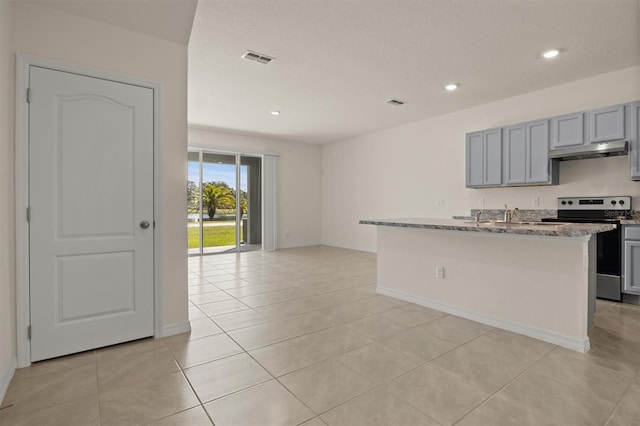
top-left (475, 210), bottom-right (483, 224)
top-left (503, 205), bottom-right (519, 223)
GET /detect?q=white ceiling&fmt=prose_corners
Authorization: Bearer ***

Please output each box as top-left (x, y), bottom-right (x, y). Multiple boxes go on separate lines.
top-left (20, 0), bottom-right (198, 44)
top-left (189, 0), bottom-right (640, 144)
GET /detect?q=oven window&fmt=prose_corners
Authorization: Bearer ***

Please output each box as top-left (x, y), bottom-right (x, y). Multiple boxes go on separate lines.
top-left (597, 229), bottom-right (621, 275)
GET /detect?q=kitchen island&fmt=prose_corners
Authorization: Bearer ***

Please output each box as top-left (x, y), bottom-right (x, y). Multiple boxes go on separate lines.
top-left (360, 218), bottom-right (617, 352)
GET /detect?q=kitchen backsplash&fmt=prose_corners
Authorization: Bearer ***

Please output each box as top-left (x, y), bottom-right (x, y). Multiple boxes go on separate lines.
top-left (457, 209), bottom-right (640, 221)
top-left (468, 209), bottom-right (557, 221)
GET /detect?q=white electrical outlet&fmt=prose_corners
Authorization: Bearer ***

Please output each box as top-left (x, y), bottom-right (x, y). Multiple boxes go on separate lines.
top-left (532, 197), bottom-right (540, 207)
top-left (436, 199), bottom-right (445, 206)
top-left (478, 198), bottom-right (485, 207)
top-left (436, 266), bottom-right (445, 279)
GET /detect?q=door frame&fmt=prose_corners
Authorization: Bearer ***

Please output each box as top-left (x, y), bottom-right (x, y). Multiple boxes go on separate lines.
top-left (187, 148), bottom-right (263, 255)
top-left (15, 54), bottom-right (163, 367)
top-left (188, 144), bottom-right (280, 252)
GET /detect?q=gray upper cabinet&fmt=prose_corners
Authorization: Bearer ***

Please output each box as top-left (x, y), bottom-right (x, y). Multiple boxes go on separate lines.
top-left (503, 120), bottom-right (553, 186)
top-left (631, 102), bottom-right (640, 180)
top-left (466, 100), bottom-right (639, 188)
top-left (588, 104), bottom-right (626, 143)
top-left (484, 128), bottom-right (503, 186)
top-left (526, 120), bottom-right (550, 183)
top-left (504, 124), bottom-right (526, 185)
top-left (466, 128), bottom-right (502, 187)
top-left (550, 112), bottom-right (584, 149)
top-left (466, 132), bottom-right (484, 186)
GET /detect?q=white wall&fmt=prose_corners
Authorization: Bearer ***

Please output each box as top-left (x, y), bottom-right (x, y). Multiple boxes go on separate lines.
top-left (322, 66), bottom-right (640, 252)
top-left (189, 127), bottom-right (323, 248)
top-left (377, 227), bottom-right (592, 351)
top-left (0, 0), bottom-right (16, 394)
top-left (13, 3), bottom-right (189, 331)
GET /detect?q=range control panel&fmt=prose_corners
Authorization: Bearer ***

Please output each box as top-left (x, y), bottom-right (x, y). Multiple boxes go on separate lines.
top-left (557, 196), bottom-right (632, 211)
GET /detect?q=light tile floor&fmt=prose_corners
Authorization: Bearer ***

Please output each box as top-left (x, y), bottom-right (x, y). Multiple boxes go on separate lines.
top-left (1, 246), bottom-right (640, 425)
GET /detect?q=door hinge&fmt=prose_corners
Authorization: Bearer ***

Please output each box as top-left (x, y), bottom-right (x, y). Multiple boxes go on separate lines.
top-left (26, 207), bottom-right (31, 223)
top-left (27, 325), bottom-right (31, 340)
top-left (26, 88), bottom-right (31, 103)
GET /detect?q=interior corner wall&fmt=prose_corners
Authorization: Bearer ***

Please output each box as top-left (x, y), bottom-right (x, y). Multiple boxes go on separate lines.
top-left (13, 2), bottom-right (189, 331)
top-left (321, 66), bottom-right (640, 252)
top-left (0, 0), bottom-right (17, 394)
top-left (188, 127), bottom-right (323, 249)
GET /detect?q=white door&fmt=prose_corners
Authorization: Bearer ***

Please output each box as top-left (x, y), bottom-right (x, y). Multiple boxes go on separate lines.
top-left (29, 66), bottom-right (154, 362)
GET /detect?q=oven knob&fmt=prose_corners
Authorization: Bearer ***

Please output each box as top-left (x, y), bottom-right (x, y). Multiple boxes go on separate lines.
top-left (611, 200), bottom-right (617, 205)
top-left (568, 201), bottom-right (573, 205)
top-left (561, 201), bottom-right (567, 205)
top-left (619, 200), bottom-right (625, 205)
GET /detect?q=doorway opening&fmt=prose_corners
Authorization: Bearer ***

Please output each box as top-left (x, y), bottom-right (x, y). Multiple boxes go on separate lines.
top-left (187, 149), bottom-right (262, 255)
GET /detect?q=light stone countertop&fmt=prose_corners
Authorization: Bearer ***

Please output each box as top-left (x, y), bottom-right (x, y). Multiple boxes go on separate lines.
top-left (359, 218), bottom-right (617, 237)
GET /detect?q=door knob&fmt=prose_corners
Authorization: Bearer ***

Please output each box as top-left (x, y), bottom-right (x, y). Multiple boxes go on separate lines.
top-left (140, 220), bottom-right (151, 229)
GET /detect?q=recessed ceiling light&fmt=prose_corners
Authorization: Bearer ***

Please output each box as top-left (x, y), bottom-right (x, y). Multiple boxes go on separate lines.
top-left (270, 110), bottom-right (280, 116)
top-left (542, 49), bottom-right (560, 59)
top-left (445, 83), bottom-right (459, 91)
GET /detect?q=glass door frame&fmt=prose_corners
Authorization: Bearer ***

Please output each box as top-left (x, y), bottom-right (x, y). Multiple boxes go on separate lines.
top-left (234, 153), bottom-right (241, 252)
top-left (188, 148), bottom-right (262, 255)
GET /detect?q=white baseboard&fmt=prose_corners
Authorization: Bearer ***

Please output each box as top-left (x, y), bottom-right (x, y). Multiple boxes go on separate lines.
top-left (273, 241), bottom-right (377, 253)
top-left (0, 356), bottom-right (17, 405)
top-left (319, 242), bottom-right (377, 253)
top-left (378, 286), bottom-right (590, 353)
top-left (161, 321), bottom-right (191, 338)
top-left (277, 241), bottom-right (322, 250)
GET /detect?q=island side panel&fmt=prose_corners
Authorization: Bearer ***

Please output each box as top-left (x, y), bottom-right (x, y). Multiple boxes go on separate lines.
top-left (376, 226), bottom-right (593, 352)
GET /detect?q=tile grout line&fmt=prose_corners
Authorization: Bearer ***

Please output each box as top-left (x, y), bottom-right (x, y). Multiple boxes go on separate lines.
top-left (272, 319), bottom-right (495, 423)
top-left (185, 249), bottom-right (640, 426)
top-left (185, 295), bottom-right (322, 425)
top-left (250, 362), bottom-right (319, 424)
top-left (187, 278), bottom-right (492, 423)
top-left (519, 346), bottom-right (634, 420)
top-left (95, 350), bottom-right (103, 425)
top-left (174, 365), bottom-right (216, 426)
top-left (602, 380), bottom-right (634, 426)
top-left (350, 326), bottom-right (498, 425)
top-left (187, 269), bottom-right (393, 423)
top-left (451, 342), bottom-right (558, 425)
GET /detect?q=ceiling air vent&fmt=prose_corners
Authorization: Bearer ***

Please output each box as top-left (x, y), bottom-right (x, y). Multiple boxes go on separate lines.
top-left (242, 50), bottom-right (275, 64)
top-left (386, 99), bottom-right (406, 106)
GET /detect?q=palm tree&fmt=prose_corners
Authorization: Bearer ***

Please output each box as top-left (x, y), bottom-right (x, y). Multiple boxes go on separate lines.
top-left (240, 197), bottom-right (248, 217)
top-left (201, 182), bottom-right (235, 219)
top-left (186, 180), bottom-right (199, 214)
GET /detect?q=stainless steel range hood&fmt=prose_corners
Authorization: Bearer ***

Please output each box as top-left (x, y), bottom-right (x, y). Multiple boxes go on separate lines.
top-left (549, 140), bottom-right (628, 161)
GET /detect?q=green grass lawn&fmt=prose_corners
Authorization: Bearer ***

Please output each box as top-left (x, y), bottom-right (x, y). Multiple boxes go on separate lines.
top-left (187, 224), bottom-right (240, 249)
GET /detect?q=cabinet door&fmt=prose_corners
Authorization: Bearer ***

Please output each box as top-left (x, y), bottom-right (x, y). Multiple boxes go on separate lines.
top-left (624, 241), bottom-right (640, 295)
top-left (504, 124), bottom-right (526, 185)
top-left (550, 112), bottom-right (583, 149)
top-left (466, 132), bottom-right (484, 187)
top-left (483, 128), bottom-right (502, 185)
top-left (588, 104), bottom-right (626, 143)
top-left (630, 102), bottom-right (640, 180)
top-left (526, 120), bottom-right (550, 183)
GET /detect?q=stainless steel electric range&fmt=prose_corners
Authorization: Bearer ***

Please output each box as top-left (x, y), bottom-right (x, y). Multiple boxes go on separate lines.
top-left (542, 196), bottom-right (632, 301)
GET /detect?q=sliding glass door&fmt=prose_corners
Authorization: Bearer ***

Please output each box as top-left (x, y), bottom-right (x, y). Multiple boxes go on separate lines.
top-left (187, 149), bottom-right (262, 255)
top-left (240, 155), bottom-right (262, 252)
